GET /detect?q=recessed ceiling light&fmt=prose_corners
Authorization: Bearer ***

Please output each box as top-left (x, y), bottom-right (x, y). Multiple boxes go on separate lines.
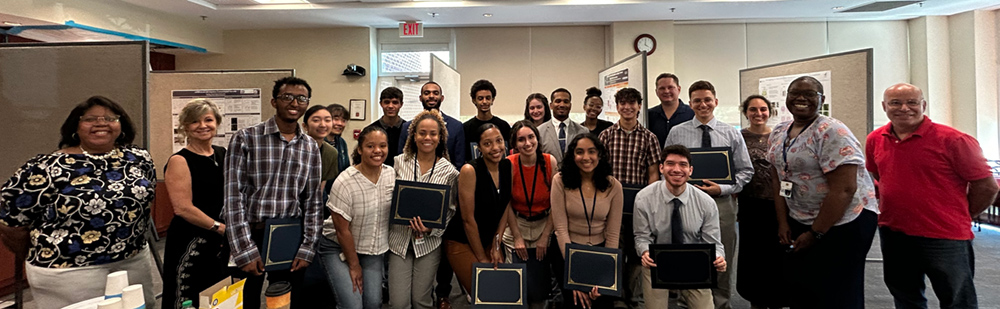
top-left (252, 0), bottom-right (309, 4)
top-left (3, 21), bottom-right (22, 26)
top-left (483, 13), bottom-right (493, 17)
top-left (832, 6), bottom-right (844, 10)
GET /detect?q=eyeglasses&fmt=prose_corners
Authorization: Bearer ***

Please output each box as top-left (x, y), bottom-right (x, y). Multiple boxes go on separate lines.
top-left (276, 94), bottom-right (310, 104)
top-left (787, 90), bottom-right (823, 99)
top-left (886, 100), bottom-right (923, 108)
top-left (80, 115), bottom-right (121, 124)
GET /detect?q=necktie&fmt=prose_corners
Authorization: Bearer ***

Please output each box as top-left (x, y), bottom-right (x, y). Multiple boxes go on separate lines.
top-left (559, 122), bottom-right (567, 152)
top-left (698, 124), bottom-right (712, 148)
top-left (671, 198), bottom-right (684, 244)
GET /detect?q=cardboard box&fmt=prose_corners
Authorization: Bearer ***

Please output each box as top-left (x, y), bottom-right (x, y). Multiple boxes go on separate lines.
top-left (199, 276), bottom-right (246, 309)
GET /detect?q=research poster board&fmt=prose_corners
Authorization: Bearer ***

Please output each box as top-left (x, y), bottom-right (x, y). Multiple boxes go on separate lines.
top-left (429, 54), bottom-right (461, 119)
top-left (149, 69), bottom-right (294, 176)
top-left (598, 52), bottom-right (647, 125)
top-left (758, 70), bottom-right (832, 127)
top-left (739, 49), bottom-right (873, 143)
top-left (170, 88), bottom-right (262, 153)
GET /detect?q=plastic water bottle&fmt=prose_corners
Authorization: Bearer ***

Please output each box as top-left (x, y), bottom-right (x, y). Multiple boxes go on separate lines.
top-left (180, 300), bottom-right (195, 309)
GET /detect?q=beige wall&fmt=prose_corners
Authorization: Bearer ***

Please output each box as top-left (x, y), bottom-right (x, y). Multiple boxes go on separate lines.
top-left (4, 0), bottom-right (223, 53)
top-left (611, 21), bottom-right (676, 102)
top-left (453, 26), bottom-right (607, 122)
top-left (667, 21), bottom-right (909, 126)
top-left (175, 28), bottom-right (375, 148)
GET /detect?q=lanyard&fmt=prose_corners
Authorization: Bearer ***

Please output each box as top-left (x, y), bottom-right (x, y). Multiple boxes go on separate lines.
top-left (412, 156), bottom-right (438, 182)
top-left (781, 117), bottom-right (817, 173)
top-left (518, 155), bottom-right (540, 216)
top-left (578, 186), bottom-right (598, 245)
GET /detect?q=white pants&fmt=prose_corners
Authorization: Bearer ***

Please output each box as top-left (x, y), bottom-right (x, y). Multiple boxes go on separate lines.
top-left (25, 247), bottom-right (157, 309)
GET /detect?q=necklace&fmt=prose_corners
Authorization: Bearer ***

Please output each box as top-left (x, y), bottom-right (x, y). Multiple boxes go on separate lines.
top-left (80, 145), bottom-right (119, 160)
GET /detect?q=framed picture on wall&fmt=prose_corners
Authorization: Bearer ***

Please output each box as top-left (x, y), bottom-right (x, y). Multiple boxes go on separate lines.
top-left (350, 99), bottom-right (366, 120)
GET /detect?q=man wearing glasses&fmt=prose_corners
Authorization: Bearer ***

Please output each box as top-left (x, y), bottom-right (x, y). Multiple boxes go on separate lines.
top-left (222, 76), bottom-right (324, 309)
top-left (663, 80), bottom-right (753, 309)
top-left (866, 83), bottom-right (998, 308)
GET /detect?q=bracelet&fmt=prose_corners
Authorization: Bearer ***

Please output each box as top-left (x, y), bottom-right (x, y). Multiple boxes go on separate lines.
top-left (210, 221), bottom-right (221, 231)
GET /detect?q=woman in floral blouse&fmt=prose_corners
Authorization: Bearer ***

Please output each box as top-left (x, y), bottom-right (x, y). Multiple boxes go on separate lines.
top-left (0, 96), bottom-right (157, 308)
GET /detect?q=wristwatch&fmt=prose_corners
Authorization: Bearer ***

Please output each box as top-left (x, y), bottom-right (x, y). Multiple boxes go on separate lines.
top-left (809, 229), bottom-right (825, 240)
top-left (210, 221), bottom-right (222, 232)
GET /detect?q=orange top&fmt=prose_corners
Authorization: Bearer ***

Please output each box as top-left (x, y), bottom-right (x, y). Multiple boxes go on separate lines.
top-left (508, 153), bottom-right (554, 217)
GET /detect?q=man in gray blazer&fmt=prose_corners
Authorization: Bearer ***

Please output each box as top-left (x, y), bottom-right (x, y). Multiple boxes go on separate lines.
top-left (538, 88), bottom-right (589, 162)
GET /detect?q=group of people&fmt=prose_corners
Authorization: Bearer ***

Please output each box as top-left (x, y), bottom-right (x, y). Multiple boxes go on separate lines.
top-left (0, 72), bottom-right (994, 309)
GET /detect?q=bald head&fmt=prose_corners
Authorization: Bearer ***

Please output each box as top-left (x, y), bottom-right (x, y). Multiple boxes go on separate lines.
top-left (882, 83), bottom-right (926, 131)
top-left (883, 83), bottom-right (923, 101)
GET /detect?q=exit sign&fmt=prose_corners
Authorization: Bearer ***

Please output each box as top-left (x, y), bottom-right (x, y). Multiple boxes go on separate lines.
top-left (399, 21), bottom-right (423, 38)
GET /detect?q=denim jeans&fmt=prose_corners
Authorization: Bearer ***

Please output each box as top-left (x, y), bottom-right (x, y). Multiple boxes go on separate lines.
top-left (880, 227), bottom-right (977, 309)
top-left (318, 237), bottom-right (385, 309)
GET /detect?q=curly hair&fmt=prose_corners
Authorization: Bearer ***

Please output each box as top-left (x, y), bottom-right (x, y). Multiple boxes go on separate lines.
top-left (402, 109), bottom-right (450, 161)
top-left (559, 133), bottom-right (612, 192)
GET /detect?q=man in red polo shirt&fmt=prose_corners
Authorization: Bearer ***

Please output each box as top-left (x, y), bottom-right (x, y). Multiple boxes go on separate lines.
top-left (866, 83), bottom-right (998, 309)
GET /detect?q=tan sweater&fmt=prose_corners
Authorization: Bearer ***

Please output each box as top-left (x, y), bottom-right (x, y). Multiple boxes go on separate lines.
top-left (550, 172), bottom-right (624, 255)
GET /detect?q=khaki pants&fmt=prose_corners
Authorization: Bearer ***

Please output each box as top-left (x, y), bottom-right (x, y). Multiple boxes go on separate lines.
top-left (388, 246), bottom-right (441, 309)
top-left (641, 266), bottom-right (713, 309)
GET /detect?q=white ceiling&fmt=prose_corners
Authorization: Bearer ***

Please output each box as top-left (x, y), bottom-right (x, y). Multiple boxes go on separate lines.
top-left (111, 0), bottom-right (1000, 30)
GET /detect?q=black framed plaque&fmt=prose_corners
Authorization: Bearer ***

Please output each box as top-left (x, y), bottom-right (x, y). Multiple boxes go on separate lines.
top-left (389, 180), bottom-right (451, 229)
top-left (649, 243), bottom-right (717, 289)
top-left (688, 147), bottom-right (735, 185)
top-left (471, 263), bottom-right (527, 308)
top-left (563, 243), bottom-right (623, 297)
top-left (261, 217), bottom-right (303, 271)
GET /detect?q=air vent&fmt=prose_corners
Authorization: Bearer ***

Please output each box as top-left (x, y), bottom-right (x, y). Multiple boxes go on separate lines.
top-left (839, 1), bottom-right (921, 13)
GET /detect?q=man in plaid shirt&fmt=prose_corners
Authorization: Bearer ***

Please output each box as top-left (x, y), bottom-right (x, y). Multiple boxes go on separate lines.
top-left (222, 76), bottom-right (324, 309)
top-left (598, 87), bottom-right (661, 309)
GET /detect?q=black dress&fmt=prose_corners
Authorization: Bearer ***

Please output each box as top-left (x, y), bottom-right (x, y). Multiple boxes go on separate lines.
top-left (443, 157), bottom-right (512, 248)
top-left (736, 129), bottom-right (790, 307)
top-left (162, 146), bottom-right (230, 309)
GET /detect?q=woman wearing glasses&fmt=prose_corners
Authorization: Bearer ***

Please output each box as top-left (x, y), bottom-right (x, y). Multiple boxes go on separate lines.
top-left (767, 77), bottom-right (878, 308)
top-left (0, 96), bottom-right (157, 308)
top-left (551, 133), bottom-right (623, 309)
top-left (162, 99), bottom-right (231, 308)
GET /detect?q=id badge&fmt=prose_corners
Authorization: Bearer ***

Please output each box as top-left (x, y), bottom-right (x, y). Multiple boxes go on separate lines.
top-left (780, 181), bottom-right (794, 198)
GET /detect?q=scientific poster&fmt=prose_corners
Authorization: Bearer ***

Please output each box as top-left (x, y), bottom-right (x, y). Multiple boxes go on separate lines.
top-left (758, 71), bottom-right (832, 127)
top-left (598, 53), bottom-right (646, 124)
top-left (171, 89), bottom-right (262, 152)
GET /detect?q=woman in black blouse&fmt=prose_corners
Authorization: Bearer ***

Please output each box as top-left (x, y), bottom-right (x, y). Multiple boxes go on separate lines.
top-left (0, 96), bottom-right (157, 308)
top-left (581, 87), bottom-right (614, 137)
top-left (162, 99), bottom-right (230, 308)
top-left (443, 123), bottom-right (511, 292)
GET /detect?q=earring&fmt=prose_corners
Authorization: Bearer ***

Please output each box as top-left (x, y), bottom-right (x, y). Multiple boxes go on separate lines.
top-left (72, 133), bottom-right (78, 140)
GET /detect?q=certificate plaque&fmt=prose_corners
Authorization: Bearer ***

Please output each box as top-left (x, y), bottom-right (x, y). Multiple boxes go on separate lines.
top-left (621, 184), bottom-right (645, 216)
top-left (563, 243), bottom-right (623, 297)
top-left (389, 180), bottom-right (451, 229)
top-left (261, 217), bottom-right (303, 271)
top-left (471, 263), bottom-right (527, 308)
top-left (688, 147), bottom-right (735, 185)
top-left (649, 243), bottom-right (717, 289)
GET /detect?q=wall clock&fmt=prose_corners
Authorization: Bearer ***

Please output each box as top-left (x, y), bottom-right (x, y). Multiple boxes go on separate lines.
top-left (633, 33), bottom-right (656, 56)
